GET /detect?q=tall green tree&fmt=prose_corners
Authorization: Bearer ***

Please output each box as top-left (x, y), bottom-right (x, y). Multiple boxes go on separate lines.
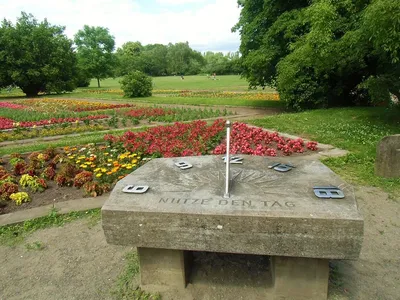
top-left (234, 0), bottom-right (400, 110)
top-left (115, 41), bottom-right (146, 76)
top-left (166, 42), bottom-right (205, 75)
top-left (0, 12), bottom-right (77, 96)
top-left (74, 25), bottom-right (115, 88)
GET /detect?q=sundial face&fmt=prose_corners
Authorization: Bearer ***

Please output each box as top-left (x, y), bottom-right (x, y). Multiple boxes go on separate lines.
top-left (106, 155), bottom-right (359, 219)
top-left (102, 154), bottom-right (364, 259)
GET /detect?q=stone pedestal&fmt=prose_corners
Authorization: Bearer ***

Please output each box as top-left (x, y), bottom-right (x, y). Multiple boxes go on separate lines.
top-left (272, 257), bottom-right (329, 300)
top-left (375, 134), bottom-right (400, 178)
top-left (138, 248), bottom-right (191, 292)
top-left (102, 155), bottom-right (364, 299)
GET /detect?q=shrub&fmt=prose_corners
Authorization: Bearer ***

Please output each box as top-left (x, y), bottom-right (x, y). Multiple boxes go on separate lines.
top-left (0, 182), bottom-right (19, 201)
top-left (41, 166), bottom-right (56, 180)
top-left (13, 162), bottom-right (27, 175)
top-left (19, 174), bottom-right (47, 192)
top-left (10, 192), bottom-right (30, 206)
top-left (120, 71), bottom-right (152, 98)
top-left (73, 171), bottom-right (93, 188)
top-left (9, 157), bottom-right (24, 167)
top-left (83, 182), bottom-right (110, 197)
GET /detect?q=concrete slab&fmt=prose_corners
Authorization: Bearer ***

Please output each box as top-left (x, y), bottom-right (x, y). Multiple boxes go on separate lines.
top-left (102, 155), bottom-right (363, 259)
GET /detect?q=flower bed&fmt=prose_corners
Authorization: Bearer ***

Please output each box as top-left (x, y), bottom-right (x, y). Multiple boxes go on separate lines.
top-left (0, 120), bottom-right (318, 214)
top-left (213, 122), bottom-right (318, 156)
top-left (0, 102), bottom-right (27, 110)
top-left (0, 123), bottom-right (109, 142)
top-left (0, 115), bottom-right (108, 130)
top-left (123, 107), bottom-right (230, 122)
top-left (105, 120), bottom-right (318, 157)
top-left (78, 88), bottom-right (280, 101)
top-left (16, 98), bottom-right (133, 112)
top-left (0, 144), bottom-right (144, 214)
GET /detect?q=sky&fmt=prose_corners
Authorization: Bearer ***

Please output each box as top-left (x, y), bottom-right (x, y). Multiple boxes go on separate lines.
top-left (0, 0), bottom-right (242, 53)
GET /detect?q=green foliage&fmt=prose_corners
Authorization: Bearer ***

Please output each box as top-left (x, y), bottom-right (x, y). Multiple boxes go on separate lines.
top-left (115, 41), bottom-right (205, 77)
top-left (74, 65), bottom-right (91, 87)
top-left (235, 0), bottom-right (400, 110)
top-left (0, 12), bottom-right (77, 96)
top-left (249, 107), bottom-right (400, 195)
top-left (74, 25), bottom-right (115, 88)
top-left (201, 51), bottom-right (242, 75)
top-left (120, 71), bottom-right (153, 98)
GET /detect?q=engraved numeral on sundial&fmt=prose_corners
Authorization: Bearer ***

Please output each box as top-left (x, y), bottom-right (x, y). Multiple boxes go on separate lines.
top-left (268, 163), bottom-right (294, 172)
top-left (122, 185), bottom-right (149, 194)
top-left (313, 186), bottom-right (344, 199)
top-left (223, 156), bottom-right (243, 164)
top-left (175, 161), bottom-right (193, 170)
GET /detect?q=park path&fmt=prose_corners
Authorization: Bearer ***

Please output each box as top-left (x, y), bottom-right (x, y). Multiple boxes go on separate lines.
top-left (0, 185), bottom-right (399, 300)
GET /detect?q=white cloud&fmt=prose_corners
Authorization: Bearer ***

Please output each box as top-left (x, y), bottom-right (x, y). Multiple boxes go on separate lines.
top-left (156, 0), bottom-right (209, 5)
top-left (0, 0), bottom-right (241, 52)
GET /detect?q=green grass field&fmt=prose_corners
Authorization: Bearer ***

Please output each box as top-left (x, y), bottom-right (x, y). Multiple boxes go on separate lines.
top-left (87, 75), bottom-right (274, 92)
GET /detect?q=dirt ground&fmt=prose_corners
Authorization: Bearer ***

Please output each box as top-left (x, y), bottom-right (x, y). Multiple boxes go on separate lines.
top-left (0, 185), bottom-right (399, 300)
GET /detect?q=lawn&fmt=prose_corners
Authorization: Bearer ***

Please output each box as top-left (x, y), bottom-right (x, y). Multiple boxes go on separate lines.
top-left (87, 75), bottom-right (273, 92)
top-left (1, 75), bottom-right (281, 108)
top-left (249, 107), bottom-right (400, 196)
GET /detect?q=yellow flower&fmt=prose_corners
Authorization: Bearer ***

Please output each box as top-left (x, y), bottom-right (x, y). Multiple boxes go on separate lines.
top-left (131, 159), bottom-right (138, 164)
top-left (107, 159), bottom-right (112, 162)
top-left (80, 164), bottom-right (87, 168)
top-left (101, 168), bottom-right (107, 172)
top-left (94, 168), bottom-right (101, 172)
top-left (96, 173), bottom-right (102, 178)
top-left (76, 160), bottom-right (81, 164)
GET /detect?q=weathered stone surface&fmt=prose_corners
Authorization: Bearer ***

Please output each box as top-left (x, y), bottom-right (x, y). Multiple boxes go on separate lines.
top-left (375, 134), bottom-right (400, 178)
top-left (272, 256), bottom-right (329, 299)
top-left (138, 248), bottom-right (191, 292)
top-left (102, 155), bottom-right (364, 259)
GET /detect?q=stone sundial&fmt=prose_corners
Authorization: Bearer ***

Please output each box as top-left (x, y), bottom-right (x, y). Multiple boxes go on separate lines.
top-left (102, 121), bottom-right (364, 300)
top-left (102, 153), bottom-right (363, 259)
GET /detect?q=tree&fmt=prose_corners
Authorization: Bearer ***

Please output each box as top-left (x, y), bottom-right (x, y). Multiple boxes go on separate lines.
top-left (74, 25), bottom-right (115, 88)
top-left (120, 71), bottom-right (152, 98)
top-left (115, 41), bottom-right (146, 76)
top-left (166, 42), bottom-right (205, 75)
top-left (234, 0), bottom-right (400, 110)
top-left (0, 12), bottom-right (77, 96)
top-left (202, 51), bottom-right (242, 75)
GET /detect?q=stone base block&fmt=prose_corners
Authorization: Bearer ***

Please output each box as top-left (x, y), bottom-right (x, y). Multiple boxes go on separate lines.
top-left (138, 247), bottom-right (192, 292)
top-left (272, 256), bottom-right (329, 300)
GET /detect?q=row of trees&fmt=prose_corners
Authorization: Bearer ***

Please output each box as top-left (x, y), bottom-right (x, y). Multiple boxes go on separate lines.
top-left (0, 12), bottom-right (242, 96)
top-left (115, 42), bottom-right (241, 77)
top-left (234, 0), bottom-right (400, 110)
top-left (0, 13), bottom-right (115, 95)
